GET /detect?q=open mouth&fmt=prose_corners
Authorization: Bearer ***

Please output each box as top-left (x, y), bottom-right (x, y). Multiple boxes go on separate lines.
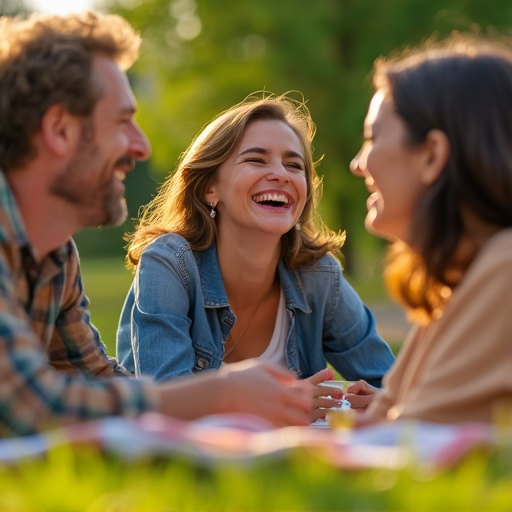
top-left (252, 193), bottom-right (290, 208)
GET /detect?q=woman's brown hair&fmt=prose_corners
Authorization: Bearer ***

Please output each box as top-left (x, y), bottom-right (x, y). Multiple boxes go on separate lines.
top-left (126, 92), bottom-right (345, 270)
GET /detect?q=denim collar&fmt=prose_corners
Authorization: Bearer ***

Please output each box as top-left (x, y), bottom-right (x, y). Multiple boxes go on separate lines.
top-left (277, 259), bottom-right (311, 314)
top-left (194, 244), bottom-right (230, 308)
top-left (195, 244), bottom-right (311, 314)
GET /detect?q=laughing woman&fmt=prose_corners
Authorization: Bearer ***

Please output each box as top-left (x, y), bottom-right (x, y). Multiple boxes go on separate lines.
top-left (116, 93), bottom-right (394, 421)
top-left (349, 35), bottom-right (512, 425)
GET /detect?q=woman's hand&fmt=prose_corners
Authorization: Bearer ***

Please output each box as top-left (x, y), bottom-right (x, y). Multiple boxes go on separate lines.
top-left (306, 368), bottom-right (344, 422)
top-left (345, 380), bottom-right (379, 410)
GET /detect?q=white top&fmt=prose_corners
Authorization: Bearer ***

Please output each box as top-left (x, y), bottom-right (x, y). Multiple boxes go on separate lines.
top-left (258, 287), bottom-right (288, 367)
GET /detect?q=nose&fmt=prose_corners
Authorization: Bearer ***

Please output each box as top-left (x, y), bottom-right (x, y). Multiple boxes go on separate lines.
top-left (350, 148), bottom-right (365, 177)
top-left (266, 161), bottom-right (290, 183)
top-left (128, 121), bottom-right (152, 161)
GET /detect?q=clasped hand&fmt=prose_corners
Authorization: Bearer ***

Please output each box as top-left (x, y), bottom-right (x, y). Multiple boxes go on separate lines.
top-left (307, 368), bottom-right (379, 423)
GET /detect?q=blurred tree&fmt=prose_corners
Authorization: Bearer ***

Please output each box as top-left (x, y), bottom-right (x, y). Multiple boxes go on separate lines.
top-left (101, 0), bottom-right (512, 270)
top-left (0, 0), bottom-right (30, 15)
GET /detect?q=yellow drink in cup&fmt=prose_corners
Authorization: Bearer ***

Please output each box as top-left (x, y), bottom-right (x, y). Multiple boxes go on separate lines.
top-left (325, 397), bottom-right (355, 430)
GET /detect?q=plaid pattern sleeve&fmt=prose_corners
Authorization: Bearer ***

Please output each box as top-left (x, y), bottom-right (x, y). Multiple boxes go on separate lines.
top-left (0, 243), bottom-right (159, 437)
top-left (48, 241), bottom-right (133, 378)
top-left (0, 174), bottom-right (159, 437)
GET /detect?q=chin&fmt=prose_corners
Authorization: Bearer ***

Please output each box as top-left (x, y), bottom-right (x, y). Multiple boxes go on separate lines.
top-left (366, 220), bottom-right (401, 243)
top-left (366, 224), bottom-right (381, 238)
top-left (109, 205), bottom-right (128, 227)
top-left (365, 214), bottom-right (387, 239)
top-left (99, 198), bottom-right (128, 227)
top-left (365, 210), bottom-right (378, 233)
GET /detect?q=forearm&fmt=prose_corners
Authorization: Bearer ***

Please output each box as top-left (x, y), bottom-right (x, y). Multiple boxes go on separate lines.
top-left (156, 371), bottom-right (229, 420)
top-left (0, 363), bottom-right (158, 436)
top-left (155, 361), bottom-right (313, 427)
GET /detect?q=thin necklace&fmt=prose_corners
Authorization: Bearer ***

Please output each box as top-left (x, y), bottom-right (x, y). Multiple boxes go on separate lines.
top-left (223, 285), bottom-right (274, 361)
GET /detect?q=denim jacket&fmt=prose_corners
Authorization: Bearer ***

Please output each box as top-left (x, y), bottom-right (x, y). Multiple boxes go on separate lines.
top-left (117, 233), bottom-right (394, 385)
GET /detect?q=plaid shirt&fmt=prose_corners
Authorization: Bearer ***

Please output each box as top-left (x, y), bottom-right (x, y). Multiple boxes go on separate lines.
top-left (0, 171), bottom-right (157, 436)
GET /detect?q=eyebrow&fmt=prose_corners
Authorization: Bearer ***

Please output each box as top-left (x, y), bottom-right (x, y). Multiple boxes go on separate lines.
top-left (238, 147), bottom-right (305, 162)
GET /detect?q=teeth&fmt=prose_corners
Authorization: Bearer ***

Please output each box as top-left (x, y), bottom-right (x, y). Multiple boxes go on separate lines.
top-left (114, 171), bottom-right (126, 182)
top-left (253, 193), bottom-right (289, 204)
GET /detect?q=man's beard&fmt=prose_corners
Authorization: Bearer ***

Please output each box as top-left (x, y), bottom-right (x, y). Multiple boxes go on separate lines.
top-left (49, 141), bottom-right (131, 228)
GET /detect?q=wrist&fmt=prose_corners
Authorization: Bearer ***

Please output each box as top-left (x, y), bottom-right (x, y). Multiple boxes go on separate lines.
top-left (212, 370), bottom-right (237, 414)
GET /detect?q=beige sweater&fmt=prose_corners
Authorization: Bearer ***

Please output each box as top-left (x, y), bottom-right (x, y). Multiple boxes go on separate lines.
top-left (368, 228), bottom-right (512, 424)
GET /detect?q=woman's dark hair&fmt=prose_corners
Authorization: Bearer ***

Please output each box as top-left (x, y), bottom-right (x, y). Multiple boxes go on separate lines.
top-left (374, 35), bottom-right (512, 322)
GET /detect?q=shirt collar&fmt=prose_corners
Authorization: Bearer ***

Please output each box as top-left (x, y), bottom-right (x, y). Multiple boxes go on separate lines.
top-left (0, 169), bottom-right (71, 266)
top-left (0, 170), bottom-right (30, 249)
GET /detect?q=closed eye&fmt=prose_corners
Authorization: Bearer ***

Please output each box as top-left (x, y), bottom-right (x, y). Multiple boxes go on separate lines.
top-left (244, 157), bottom-right (266, 164)
top-left (285, 161), bottom-right (305, 172)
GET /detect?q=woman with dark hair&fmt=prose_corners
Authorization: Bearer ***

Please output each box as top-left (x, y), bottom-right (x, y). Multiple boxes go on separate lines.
top-left (349, 34), bottom-right (512, 425)
top-left (117, 92), bottom-right (394, 422)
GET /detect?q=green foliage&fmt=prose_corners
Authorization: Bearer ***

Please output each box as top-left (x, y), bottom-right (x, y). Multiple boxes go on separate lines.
top-left (0, 0), bottom-right (30, 16)
top-left (98, 0), bottom-right (512, 273)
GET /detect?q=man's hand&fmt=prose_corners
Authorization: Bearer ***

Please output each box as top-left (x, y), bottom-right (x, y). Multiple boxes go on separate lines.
top-left (158, 360), bottom-right (312, 427)
top-left (218, 360), bottom-right (313, 427)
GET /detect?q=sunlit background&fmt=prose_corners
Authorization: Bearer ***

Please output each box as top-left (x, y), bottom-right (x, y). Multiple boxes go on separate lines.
top-left (12, 0), bottom-right (512, 268)
top-left (4, 0), bottom-right (512, 347)
top-left (27, 0), bottom-right (97, 14)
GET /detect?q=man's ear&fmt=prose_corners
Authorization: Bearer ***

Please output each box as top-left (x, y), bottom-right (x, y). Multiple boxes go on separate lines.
top-left (40, 104), bottom-right (80, 157)
top-left (421, 129), bottom-right (450, 185)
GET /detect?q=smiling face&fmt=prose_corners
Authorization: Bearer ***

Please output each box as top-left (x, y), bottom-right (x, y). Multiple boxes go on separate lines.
top-left (49, 54), bottom-right (151, 228)
top-left (350, 91), bottom-right (432, 242)
top-left (206, 118), bottom-right (308, 241)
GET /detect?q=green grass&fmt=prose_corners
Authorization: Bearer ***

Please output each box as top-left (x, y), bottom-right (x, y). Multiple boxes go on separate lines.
top-left (0, 444), bottom-right (511, 511)
top-left (80, 257), bottom-right (134, 356)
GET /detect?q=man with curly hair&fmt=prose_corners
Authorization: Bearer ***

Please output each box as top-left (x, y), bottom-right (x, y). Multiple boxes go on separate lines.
top-left (0, 10), bottom-right (311, 436)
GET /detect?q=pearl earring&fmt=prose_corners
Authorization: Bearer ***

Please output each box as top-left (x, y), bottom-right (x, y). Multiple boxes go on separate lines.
top-left (209, 202), bottom-right (217, 219)
top-left (295, 222), bottom-right (301, 231)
